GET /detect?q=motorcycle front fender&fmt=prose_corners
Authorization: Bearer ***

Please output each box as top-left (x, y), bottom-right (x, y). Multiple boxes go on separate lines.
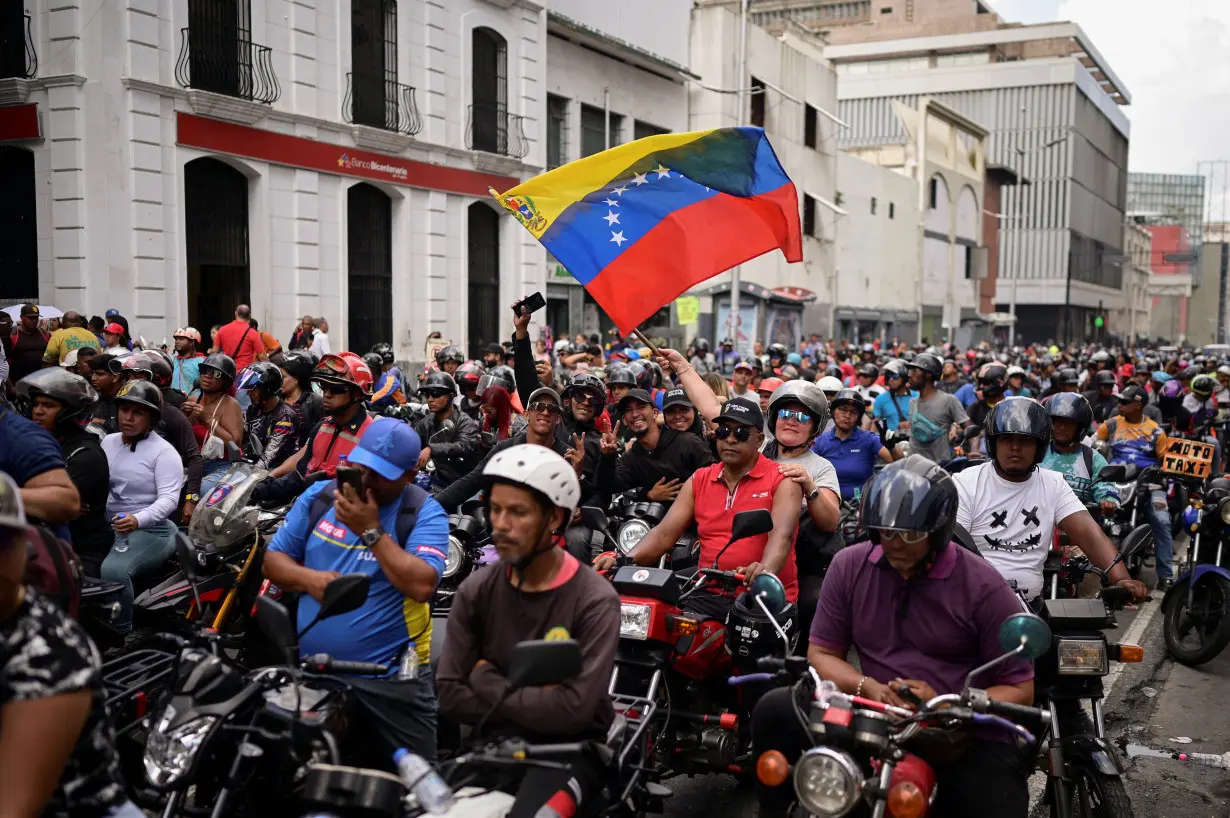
top-left (1061, 734), bottom-right (1125, 777)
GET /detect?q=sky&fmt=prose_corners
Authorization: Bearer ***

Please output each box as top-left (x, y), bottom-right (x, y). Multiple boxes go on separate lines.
top-left (989, 0), bottom-right (1230, 206)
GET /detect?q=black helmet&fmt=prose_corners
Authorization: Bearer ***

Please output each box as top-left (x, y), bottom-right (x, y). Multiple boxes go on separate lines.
top-left (825, 364), bottom-right (842, 379)
top-left (144, 349), bottom-right (175, 389)
top-left (727, 580), bottom-right (797, 661)
top-left (455, 361), bottom-right (486, 393)
top-left (436, 345), bottom-right (465, 367)
top-left (978, 363), bottom-right (1008, 393)
top-left (200, 353), bottom-right (237, 383)
top-left (766, 381), bottom-right (829, 438)
top-left (828, 388), bottom-right (865, 418)
top-left (1192, 374), bottom-right (1217, 399)
top-left (693, 337), bottom-right (710, 354)
top-left (90, 352), bottom-right (127, 376)
top-left (1047, 392), bottom-right (1093, 430)
top-left (606, 364), bottom-right (637, 388)
top-left (768, 343), bottom-right (788, 360)
top-left (1180, 365), bottom-right (1201, 381)
top-left (858, 455), bottom-right (959, 555)
top-left (985, 397), bottom-right (1051, 469)
top-left (1206, 476), bottom-right (1230, 504)
top-left (627, 361), bottom-right (656, 392)
top-left (114, 379), bottom-right (164, 421)
top-left (16, 369), bottom-right (99, 428)
top-left (280, 349), bottom-right (318, 386)
top-left (236, 361), bottom-right (284, 398)
top-left (477, 365), bottom-right (515, 397)
top-left (371, 342), bottom-right (395, 365)
top-left (362, 352), bottom-right (384, 375)
top-left (565, 372), bottom-right (605, 402)
top-left (858, 363), bottom-right (879, 379)
top-left (421, 371), bottom-right (457, 396)
top-left (120, 352), bottom-right (155, 380)
top-left (1093, 370), bottom-right (1117, 388)
top-left (1055, 367), bottom-right (1080, 386)
top-left (908, 352), bottom-right (943, 381)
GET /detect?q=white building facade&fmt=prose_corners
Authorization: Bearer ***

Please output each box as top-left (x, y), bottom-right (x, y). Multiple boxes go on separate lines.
top-left (689, 2), bottom-right (839, 349)
top-left (0, 0), bottom-right (549, 364)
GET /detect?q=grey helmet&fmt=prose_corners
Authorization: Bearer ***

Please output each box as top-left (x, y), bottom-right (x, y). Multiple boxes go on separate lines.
top-left (766, 380), bottom-right (830, 439)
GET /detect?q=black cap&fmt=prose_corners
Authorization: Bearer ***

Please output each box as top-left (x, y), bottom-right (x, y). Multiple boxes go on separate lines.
top-left (617, 388), bottom-right (654, 412)
top-left (1119, 385), bottom-right (1147, 404)
top-left (485, 343), bottom-right (502, 355)
top-left (20, 303), bottom-right (39, 317)
top-left (662, 388), bottom-right (693, 409)
top-left (717, 397), bottom-right (763, 429)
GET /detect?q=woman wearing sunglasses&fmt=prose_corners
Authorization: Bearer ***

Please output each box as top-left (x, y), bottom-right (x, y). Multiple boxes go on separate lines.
top-left (182, 353), bottom-right (243, 498)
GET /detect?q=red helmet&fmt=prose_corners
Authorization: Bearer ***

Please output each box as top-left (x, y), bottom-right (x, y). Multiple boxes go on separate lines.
top-left (312, 353), bottom-right (374, 394)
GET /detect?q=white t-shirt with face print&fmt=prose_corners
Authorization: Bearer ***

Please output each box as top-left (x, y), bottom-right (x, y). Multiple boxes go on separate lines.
top-left (953, 462), bottom-right (1085, 600)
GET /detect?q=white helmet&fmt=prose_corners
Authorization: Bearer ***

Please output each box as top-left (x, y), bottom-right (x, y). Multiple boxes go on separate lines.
top-left (817, 375), bottom-right (844, 393)
top-left (1006, 365), bottom-right (1026, 378)
top-left (1217, 365), bottom-right (1230, 378)
top-left (482, 444), bottom-right (580, 512)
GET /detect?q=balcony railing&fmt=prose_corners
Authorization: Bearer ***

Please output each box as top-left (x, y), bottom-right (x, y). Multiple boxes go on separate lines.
top-left (0, 13), bottom-right (37, 80)
top-left (343, 73), bottom-right (422, 136)
top-left (175, 27), bottom-right (280, 105)
top-left (466, 102), bottom-right (529, 159)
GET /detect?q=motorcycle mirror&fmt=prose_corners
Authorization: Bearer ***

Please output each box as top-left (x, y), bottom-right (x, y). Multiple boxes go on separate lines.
top-left (296, 574), bottom-right (371, 641)
top-left (997, 612), bottom-right (1052, 660)
top-left (255, 595), bottom-right (298, 662)
top-left (578, 505), bottom-right (609, 532)
top-left (1098, 464), bottom-right (1127, 483)
top-left (963, 425), bottom-right (982, 441)
top-left (505, 639), bottom-right (583, 691)
top-left (711, 509), bottom-right (773, 569)
top-left (174, 533), bottom-right (204, 614)
top-left (748, 573), bottom-right (788, 615)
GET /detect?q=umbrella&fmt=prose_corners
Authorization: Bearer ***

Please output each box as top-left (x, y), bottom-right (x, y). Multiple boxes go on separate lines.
top-left (2, 304), bottom-right (65, 320)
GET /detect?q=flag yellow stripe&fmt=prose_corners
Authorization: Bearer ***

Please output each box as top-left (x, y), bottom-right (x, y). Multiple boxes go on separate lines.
top-left (490, 128), bottom-right (718, 238)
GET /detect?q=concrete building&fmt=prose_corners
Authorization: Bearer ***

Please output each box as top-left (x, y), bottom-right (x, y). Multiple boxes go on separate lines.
top-left (1146, 225), bottom-right (1194, 343)
top-left (0, 0), bottom-right (548, 364)
top-left (541, 0), bottom-right (693, 342)
top-left (833, 151), bottom-right (919, 344)
top-left (818, 9), bottom-right (1131, 344)
top-left (1116, 220), bottom-right (1151, 343)
top-left (689, 2), bottom-right (839, 351)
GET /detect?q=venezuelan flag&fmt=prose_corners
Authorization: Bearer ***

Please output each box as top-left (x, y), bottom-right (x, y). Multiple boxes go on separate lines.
top-left (491, 127), bottom-right (802, 334)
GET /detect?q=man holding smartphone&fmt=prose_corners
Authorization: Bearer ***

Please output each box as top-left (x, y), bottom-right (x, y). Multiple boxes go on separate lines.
top-left (264, 417), bottom-right (447, 762)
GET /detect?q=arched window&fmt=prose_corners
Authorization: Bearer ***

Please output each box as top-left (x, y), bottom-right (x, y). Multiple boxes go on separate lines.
top-left (0, 147), bottom-right (37, 301)
top-left (469, 27), bottom-right (507, 154)
top-left (467, 203), bottom-right (500, 359)
top-left (347, 183), bottom-right (393, 354)
top-left (184, 157), bottom-right (250, 331)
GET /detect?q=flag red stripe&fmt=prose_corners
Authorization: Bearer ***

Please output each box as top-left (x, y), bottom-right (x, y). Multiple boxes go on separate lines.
top-left (585, 182), bottom-right (801, 334)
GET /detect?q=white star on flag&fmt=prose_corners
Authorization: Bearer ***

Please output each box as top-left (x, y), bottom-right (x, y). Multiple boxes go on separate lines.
top-left (653, 164), bottom-right (671, 179)
top-left (632, 173), bottom-right (648, 186)
top-left (612, 184), bottom-right (629, 196)
top-left (603, 198), bottom-right (619, 207)
top-left (610, 230), bottom-right (627, 246)
top-left (604, 211), bottom-right (620, 226)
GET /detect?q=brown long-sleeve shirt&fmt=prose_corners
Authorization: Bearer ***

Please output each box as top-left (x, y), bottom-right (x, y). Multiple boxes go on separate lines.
top-left (436, 553), bottom-right (621, 740)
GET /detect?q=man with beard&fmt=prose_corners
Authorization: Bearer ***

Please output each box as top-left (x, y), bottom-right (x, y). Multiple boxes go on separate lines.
top-left (595, 389), bottom-right (714, 506)
top-left (171, 327), bottom-right (206, 393)
top-left (729, 360), bottom-right (756, 399)
top-left (413, 372), bottom-right (480, 490)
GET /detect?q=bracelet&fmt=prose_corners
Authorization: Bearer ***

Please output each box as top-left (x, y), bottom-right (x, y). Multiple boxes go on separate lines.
top-left (855, 676), bottom-right (869, 698)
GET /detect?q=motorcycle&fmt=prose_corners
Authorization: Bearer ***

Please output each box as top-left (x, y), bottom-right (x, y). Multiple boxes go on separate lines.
top-left (754, 613), bottom-right (1054, 818)
top-left (435, 499), bottom-right (498, 614)
top-left (1163, 476), bottom-right (1230, 666)
top-left (582, 503), bottom-right (699, 571)
top-left (143, 571), bottom-right (385, 817)
top-left (606, 509), bottom-right (795, 794)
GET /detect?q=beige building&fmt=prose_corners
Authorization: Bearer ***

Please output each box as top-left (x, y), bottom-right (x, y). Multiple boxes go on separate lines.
top-left (1117, 221), bottom-right (1151, 342)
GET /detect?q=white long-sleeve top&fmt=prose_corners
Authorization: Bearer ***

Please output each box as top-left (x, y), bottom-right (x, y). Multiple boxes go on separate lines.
top-left (102, 432), bottom-right (185, 528)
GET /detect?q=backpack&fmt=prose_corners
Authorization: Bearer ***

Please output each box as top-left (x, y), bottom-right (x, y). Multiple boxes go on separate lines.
top-left (25, 525), bottom-right (83, 619)
top-left (305, 480), bottom-right (428, 548)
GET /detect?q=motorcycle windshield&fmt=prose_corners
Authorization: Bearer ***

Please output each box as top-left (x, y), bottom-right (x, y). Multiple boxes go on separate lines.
top-left (191, 463), bottom-right (265, 549)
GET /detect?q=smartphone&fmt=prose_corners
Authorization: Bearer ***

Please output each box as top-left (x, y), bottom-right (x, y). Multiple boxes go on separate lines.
top-left (336, 465), bottom-right (364, 497)
top-left (512, 291), bottom-right (547, 317)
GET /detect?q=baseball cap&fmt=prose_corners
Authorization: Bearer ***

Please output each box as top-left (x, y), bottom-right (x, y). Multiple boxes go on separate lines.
top-left (527, 386), bottom-right (562, 406)
top-left (617, 388), bottom-right (654, 412)
top-left (1119, 385), bottom-right (1147, 404)
top-left (347, 417), bottom-right (422, 480)
top-left (105, 308), bottom-right (121, 318)
top-left (103, 322), bottom-right (125, 335)
top-left (0, 472), bottom-right (27, 534)
top-left (717, 397), bottom-right (764, 429)
top-left (662, 388), bottom-right (693, 410)
top-left (19, 303), bottom-right (39, 317)
top-left (734, 360), bottom-right (754, 373)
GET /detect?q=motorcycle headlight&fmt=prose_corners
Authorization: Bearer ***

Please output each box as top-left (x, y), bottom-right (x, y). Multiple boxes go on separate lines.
top-left (794, 747), bottom-right (863, 816)
top-left (442, 535), bottom-right (464, 578)
top-left (143, 708), bottom-right (217, 787)
top-left (1057, 638), bottom-right (1109, 676)
top-left (617, 519), bottom-right (651, 554)
top-left (1219, 498), bottom-right (1230, 525)
top-left (619, 602), bottom-right (652, 641)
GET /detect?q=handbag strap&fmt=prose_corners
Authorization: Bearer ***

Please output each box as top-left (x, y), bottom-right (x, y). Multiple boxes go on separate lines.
top-left (230, 325), bottom-right (252, 359)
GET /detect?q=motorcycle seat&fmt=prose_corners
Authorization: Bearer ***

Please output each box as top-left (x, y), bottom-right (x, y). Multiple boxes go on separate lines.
top-left (81, 577), bottom-right (125, 598)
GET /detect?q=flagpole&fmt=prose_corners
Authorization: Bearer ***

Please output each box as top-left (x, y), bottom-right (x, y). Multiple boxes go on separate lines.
top-left (727, 0), bottom-right (749, 354)
top-left (630, 328), bottom-right (660, 357)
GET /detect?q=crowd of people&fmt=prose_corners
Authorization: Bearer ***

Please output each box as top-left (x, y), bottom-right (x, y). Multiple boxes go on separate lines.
top-left (2, 294), bottom-right (1224, 817)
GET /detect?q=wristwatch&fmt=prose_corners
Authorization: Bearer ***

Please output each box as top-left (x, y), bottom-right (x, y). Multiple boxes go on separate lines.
top-left (184, 494), bottom-right (200, 503)
top-left (361, 528), bottom-right (385, 547)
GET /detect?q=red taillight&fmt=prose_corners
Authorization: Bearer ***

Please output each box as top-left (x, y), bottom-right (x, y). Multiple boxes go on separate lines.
top-left (134, 691), bottom-right (148, 719)
top-left (888, 753), bottom-right (935, 818)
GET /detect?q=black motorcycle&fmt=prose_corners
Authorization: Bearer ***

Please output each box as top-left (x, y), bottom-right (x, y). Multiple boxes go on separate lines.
top-left (1163, 477), bottom-right (1230, 666)
top-left (142, 573), bottom-right (385, 817)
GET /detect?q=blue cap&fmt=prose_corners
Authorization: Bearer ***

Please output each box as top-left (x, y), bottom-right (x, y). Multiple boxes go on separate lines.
top-left (348, 417), bottom-right (422, 480)
top-left (105, 308), bottom-right (121, 318)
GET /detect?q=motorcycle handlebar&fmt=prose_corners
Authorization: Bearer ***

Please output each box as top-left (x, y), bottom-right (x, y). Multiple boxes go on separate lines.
top-left (983, 697), bottom-right (1050, 725)
top-left (302, 654), bottom-right (388, 676)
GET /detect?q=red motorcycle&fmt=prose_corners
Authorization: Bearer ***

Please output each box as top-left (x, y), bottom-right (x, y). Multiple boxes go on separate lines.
top-left (605, 510), bottom-right (798, 811)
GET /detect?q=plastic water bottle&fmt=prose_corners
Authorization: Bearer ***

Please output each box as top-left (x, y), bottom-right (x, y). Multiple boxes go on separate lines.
top-left (393, 748), bottom-right (454, 814)
top-left (112, 514), bottom-right (129, 553)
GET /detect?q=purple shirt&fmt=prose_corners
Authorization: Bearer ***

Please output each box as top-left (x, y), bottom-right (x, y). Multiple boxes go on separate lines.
top-left (810, 541), bottom-right (1033, 696)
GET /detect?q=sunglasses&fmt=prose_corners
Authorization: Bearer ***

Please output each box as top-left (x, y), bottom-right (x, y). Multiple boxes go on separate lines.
top-left (200, 367), bottom-right (226, 379)
top-left (874, 528), bottom-right (930, 545)
top-left (776, 409), bottom-right (813, 424)
top-left (320, 383), bottom-right (353, 396)
top-left (422, 389), bottom-right (452, 399)
top-left (714, 424), bottom-right (753, 442)
top-left (527, 401), bottom-right (562, 416)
